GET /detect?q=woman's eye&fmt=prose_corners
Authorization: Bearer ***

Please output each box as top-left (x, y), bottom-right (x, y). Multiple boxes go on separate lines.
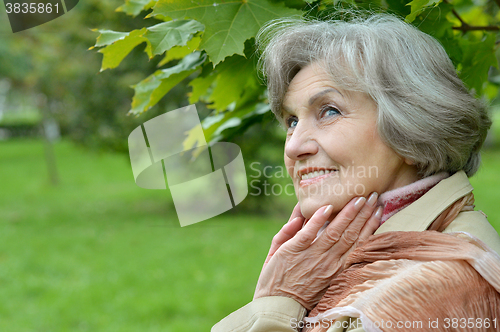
top-left (321, 106), bottom-right (340, 118)
top-left (286, 116), bottom-right (298, 129)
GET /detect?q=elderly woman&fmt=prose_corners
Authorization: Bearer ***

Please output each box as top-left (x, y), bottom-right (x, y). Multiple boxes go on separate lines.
top-left (212, 14), bottom-right (500, 332)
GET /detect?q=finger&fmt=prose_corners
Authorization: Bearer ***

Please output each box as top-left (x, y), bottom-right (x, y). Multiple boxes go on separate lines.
top-left (336, 206), bottom-right (381, 269)
top-left (316, 196), bottom-right (366, 250)
top-left (286, 205), bottom-right (334, 251)
top-left (288, 202), bottom-right (304, 223)
top-left (266, 216), bottom-right (304, 263)
top-left (342, 192), bottom-right (379, 240)
top-left (358, 206), bottom-right (383, 244)
top-left (331, 192), bottom-right (379, 253)
top-left (266, 203), bottom-right (304, 263)
top-left (267, 202), bottom-right (304, 259)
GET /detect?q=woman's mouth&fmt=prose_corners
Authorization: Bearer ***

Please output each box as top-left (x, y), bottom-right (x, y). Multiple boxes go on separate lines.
top-left (298, 169), bottom-right (338, 186)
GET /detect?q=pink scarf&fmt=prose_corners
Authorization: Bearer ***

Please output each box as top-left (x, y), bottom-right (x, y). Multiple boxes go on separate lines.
top-left (378, 173), bottom-right (449, 224)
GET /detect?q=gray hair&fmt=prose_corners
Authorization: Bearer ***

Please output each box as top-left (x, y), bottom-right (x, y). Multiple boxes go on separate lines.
top-left (256, 14), bottom-right (491, 177)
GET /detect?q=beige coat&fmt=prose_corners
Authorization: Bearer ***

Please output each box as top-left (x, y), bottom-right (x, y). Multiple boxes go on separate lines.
top-left (212, 171), bottom-right (500, 332)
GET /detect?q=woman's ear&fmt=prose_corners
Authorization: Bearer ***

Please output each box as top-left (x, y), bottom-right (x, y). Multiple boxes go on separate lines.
top-left (404, 158), bottom-right (415, 165)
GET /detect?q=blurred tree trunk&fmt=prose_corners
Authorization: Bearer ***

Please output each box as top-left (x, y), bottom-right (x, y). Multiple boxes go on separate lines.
top-left (39, 94), bottom-right (59, 186)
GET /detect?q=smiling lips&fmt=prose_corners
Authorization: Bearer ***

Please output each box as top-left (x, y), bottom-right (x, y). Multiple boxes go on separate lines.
top-left (298, 168), bottom-right (338, 186)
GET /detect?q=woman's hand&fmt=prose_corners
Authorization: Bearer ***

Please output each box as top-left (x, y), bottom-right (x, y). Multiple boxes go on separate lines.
top-left (262, 202), bottom-right (305, 267)
top-left (254, 193), bottom-right (382, 310)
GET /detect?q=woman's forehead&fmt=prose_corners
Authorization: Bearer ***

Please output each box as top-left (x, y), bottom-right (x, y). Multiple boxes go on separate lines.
top-left (283, 64), bottom-right (353, 106)
top-left (285, 65), bottom-right (337, 96)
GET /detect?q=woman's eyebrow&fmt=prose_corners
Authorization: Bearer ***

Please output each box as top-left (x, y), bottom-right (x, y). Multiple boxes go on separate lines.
top-left (281, 105), bottom-right (294, 116)
top-left (308, 88), bottom-right (343, 106)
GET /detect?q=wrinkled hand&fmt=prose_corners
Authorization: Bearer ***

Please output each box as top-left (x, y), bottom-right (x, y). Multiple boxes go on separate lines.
top-left (254, 193), bottom-right (382, 310)
top-left (262, 202), bottom-right (305, 268)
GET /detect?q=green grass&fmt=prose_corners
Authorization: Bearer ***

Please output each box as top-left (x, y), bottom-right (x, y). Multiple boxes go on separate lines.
top-left (0, 139), bottom-right (499, 331)
top-left (0, 139), bottom-right (283, 332)
top-left (469, 150), bottom-right (500, 231)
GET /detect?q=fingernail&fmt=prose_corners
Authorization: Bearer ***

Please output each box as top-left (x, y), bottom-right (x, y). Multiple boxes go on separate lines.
top-left (367, 192), bottom-right (378, 206)
top-left (354, 197), bottom-right (366, 208)
top-left (290, 217), bottom-right (302, 224)
top-left (323, 205), bottom-right (333, 217)
top-left (375, 206), bottom-right (384, 219)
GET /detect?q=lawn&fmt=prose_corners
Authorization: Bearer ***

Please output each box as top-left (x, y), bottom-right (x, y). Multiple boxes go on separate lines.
top-left (0, 139), bottom-right (499, 331)
top-left (0, 139), bottom-right (283, 332)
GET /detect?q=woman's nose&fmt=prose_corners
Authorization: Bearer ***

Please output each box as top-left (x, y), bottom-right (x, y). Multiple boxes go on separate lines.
top-left (284, 122), bottom-right (318, 160)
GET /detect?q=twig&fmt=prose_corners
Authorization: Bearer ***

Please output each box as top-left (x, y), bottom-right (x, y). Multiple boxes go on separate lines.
top-left (451, 9), bottom-right (467, 25)
top-left (452, 25), bottom-right (500, 31)
top-left (450, 7), bottom-right (499, 33)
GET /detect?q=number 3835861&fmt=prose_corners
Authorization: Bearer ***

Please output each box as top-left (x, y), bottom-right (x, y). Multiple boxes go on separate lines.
top-left (5, 2), bottom-right (60, 14)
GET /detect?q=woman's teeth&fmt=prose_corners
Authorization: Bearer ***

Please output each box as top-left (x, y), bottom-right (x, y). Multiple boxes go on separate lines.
top-left (300, 170), bottom-right (335, 180)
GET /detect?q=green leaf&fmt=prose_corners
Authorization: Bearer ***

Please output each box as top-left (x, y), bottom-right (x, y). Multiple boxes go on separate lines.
top-left (187, 54), bottom-right (261, 110)
top-left (410, 2), bottom-right (462, 66)
top-left (406, 0), bottom-right (441, 22)
top-left (130, 52), bottom-right (206, 115)
top-left (209, 55), bottom-right (260, 110)
top-left (116, 0), bottom-right (157, 16)
top-left (158, 36), bottom-right (201, 66)
top-left (188, 65), bottom-right (217, 104)
top-left (182, 125), bottom-right (208, 156)
top-left (92, 30), bottom-right (129, 48)
top-left (98, 28), bottom-right (151, 71)
top-left (201, 102), bottom-right (270, 143)
top-left (221, 103), bottom-right (271, 137)
top-left (145, 20), bottom-right (204, 56)
top-left (385, 0), bottom-right (411, 16)
top-left (460, 33), bottom-right (498, 95)
top-left (150, 0), bottom-right (302, 65)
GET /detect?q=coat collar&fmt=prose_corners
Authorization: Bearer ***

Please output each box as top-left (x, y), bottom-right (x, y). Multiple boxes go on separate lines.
top-left (375, 171), bottom-right (473, 234)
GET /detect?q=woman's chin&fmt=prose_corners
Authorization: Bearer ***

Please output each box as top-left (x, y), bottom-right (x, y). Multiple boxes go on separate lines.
top-left (299, 193), bottom-right (355, 219)
top-left (299, 199), bottom-right (340, 220)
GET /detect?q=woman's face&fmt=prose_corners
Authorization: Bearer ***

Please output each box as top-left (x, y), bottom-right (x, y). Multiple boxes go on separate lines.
top-left (282, 63), bottom-right (419, 219)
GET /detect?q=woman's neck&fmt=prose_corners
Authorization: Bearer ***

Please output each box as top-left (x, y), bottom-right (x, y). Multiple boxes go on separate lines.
top-left (378, 172), bottom-right (449, 224)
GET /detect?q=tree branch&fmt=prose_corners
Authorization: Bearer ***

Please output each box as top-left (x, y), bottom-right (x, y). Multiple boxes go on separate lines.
top-left (452, 25), bottom-right (500, 31)
top-left (450, 7), bottom-right (499, 32)
top-left (451, 9), bottom-right (467, 25)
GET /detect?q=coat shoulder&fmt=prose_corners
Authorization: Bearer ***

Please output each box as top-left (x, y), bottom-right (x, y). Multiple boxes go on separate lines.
top-left (444, 210), bottom-right (500, 255)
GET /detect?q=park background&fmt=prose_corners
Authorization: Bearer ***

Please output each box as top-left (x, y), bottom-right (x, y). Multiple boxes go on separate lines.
top-left (1, 0), bottom-right (500, 331)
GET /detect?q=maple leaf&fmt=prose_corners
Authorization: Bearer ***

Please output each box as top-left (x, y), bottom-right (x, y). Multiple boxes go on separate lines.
top-left (146, 20), bottom-right (204, 55)
top-left (150, 0), bottom-right (301, 65)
